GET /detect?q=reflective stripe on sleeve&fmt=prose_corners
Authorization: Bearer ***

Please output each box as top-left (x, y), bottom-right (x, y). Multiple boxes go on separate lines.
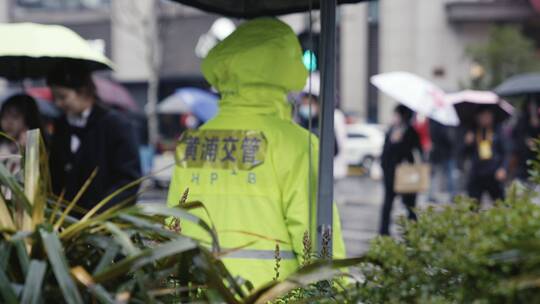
top-left (222, 249), bottom-right (296, 260)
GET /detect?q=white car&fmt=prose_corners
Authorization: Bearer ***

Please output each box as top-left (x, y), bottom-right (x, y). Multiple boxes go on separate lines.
top-left (344, 123), bottom-right (386, 169)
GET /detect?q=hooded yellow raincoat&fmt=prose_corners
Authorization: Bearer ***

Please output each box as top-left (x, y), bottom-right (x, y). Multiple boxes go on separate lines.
top-left (167, 18), bottom-right (345, 288)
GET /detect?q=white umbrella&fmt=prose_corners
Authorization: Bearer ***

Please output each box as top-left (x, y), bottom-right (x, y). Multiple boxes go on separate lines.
top-left (370, 71), bottom-right (460, 126)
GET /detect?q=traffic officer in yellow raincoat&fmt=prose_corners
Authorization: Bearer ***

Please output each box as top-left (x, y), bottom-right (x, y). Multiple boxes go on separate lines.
top-left (167, 17), bottom-right (345, 288)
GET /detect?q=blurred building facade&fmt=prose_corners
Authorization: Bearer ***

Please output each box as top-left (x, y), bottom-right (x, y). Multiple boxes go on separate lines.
top-left (1, 0), bottom-right (539, 123)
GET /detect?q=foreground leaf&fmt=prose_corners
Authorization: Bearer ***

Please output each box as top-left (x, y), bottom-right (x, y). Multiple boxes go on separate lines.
top-left (21, 260), bottom-right (47, 304)
top-left (54, 169), bottom-right (97, 231)
top-left (25, 129), bottom-right (50, 232)
top-left (0, 162), bottom-right (32, 217)
top-left (93, 236), bottom-right (198, 283)
top-left (0, 195), bottom-right (15, 231)
top-left (0, 268), bottom-right (17, 304)
top-left (39, 227), bottom-right (84, 304)
top-left (71, 266), bottom-right (115, 304)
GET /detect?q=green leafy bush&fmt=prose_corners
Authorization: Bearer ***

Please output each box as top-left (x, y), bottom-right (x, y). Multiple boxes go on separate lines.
top-left (356, 192), bottom-right (540, 303)
top-left (344, 139), bottom-right (540, 303)
top-left (274, 190), bottom-right (540, 303)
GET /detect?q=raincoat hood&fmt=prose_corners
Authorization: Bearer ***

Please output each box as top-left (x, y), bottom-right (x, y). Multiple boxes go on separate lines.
top-left (201, 18), bottom-right (308, 118)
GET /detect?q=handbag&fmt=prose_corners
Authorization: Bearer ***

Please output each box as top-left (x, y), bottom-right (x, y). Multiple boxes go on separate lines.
top-left (394, 153), bottom-right (431, 194)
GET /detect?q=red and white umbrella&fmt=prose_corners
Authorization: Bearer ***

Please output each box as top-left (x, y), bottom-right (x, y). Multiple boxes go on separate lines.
top-left (371, 71), bottom-right (459, 126)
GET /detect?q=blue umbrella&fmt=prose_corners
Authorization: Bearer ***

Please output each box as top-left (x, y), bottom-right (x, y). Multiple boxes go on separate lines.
top-left (158, 87), bottom-right (218, 122)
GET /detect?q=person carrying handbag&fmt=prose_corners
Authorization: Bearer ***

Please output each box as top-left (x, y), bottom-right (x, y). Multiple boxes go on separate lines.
top-left (379, 105), bottom-right (424, 235)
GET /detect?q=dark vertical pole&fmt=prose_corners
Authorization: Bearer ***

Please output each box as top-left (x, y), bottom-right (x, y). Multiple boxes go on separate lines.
top-left (317, 0), bottom-right (337, 254)
top-left (367, 1), bottom-right (380, 123)
top-left (336, 8), bottom-right (342, 109)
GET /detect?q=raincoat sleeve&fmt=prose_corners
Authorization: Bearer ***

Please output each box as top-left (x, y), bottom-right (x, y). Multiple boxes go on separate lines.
top-left (280, 137), bottom-right (346, 264)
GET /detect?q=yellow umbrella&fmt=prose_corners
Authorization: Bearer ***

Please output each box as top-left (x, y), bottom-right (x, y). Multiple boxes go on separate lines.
top-left (0, 22), bottom-right (113, 80)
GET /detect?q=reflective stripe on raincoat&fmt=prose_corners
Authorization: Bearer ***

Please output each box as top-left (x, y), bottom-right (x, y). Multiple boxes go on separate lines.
top-left (167, 17), bottom-right (345, 288)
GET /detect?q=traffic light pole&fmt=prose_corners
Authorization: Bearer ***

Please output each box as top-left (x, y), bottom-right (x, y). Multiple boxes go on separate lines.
top-left (316, 0), bottom-right (337, 255)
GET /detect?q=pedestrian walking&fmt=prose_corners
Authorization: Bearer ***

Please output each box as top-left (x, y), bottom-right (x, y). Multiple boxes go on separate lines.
top-left (512, 97), bottom-right (540, 181)
top-left (296, 72), bottom-right (348, 179)
top-left (427, 120), bottom-right (457, 203)
top-left (167, 18), bottom-right (345, 288)
top-left (47, 62), bottom-right (141, 215)
top-left (461, 106), bottom-right (508, 203)
top-left (380, 105), bottom-right (423, 235)
top-left (333, 109), bottom-right (349, 180)
top-left (298, 91), bottom-right (320, 135)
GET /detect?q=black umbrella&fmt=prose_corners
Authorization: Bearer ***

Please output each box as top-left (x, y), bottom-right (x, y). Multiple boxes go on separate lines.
top-left (494, 73), bottom-right (540, 97)
top-left (454, 103), bottom-right (512, 127)
top-left (170, 0), bottom-right (365, 18)
top-left (446, 90), bottom-right (514, 127)
top-left (169, 0), bottom-right (370, 253)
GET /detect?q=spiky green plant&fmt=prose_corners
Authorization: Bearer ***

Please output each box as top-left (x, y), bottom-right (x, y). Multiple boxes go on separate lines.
top-left (273, 244), bottom-right (281, 281)
top-left (302, 231), bottom-right (312, 267)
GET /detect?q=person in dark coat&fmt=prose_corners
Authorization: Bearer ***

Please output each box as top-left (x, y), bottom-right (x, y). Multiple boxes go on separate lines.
top-left (427, 120), bottom-right (457, 202)
top-left (379, 105), bottom-right (423, 235)
top-left (296, 92), bottom-right (341, 158)
top-left (512, 97), bottom-right (540, 180)
top-left (47, 62), bottom-right (141, 215)
top-left (462, 106), bottom-right (508, 203)
top-left (298, 93), bottom-right (320, 135)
